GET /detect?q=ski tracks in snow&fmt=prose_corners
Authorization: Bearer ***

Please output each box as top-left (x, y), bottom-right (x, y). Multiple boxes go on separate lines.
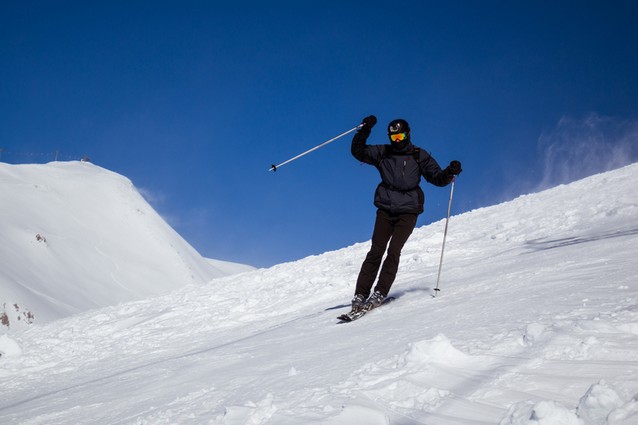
top-left (317, 305), bottom-right (638, 425)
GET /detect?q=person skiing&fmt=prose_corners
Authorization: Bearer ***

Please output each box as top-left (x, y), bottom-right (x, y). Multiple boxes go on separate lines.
top-left (349, 115), bottom-right (462, 314)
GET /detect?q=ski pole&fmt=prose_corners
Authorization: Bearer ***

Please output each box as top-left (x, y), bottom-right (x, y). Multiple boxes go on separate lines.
top-left (269, 124), bottom-right (363, 172)
top-left (433, 176), bottom-right (456, 297)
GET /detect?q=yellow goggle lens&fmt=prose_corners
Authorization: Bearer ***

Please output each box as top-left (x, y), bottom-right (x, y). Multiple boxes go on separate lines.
top-left (389, 132), bottom-right (407, 142)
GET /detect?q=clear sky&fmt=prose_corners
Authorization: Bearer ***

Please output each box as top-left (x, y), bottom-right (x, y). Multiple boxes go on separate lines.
top-left (2, 1), bottom-right (637, 268)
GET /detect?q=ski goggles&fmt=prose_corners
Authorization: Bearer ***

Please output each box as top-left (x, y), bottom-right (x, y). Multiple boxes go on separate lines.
top-left (389, 132), bottom-right (408, 142)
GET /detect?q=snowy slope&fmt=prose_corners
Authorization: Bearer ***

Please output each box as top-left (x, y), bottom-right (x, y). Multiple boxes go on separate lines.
top-left (0, 161), bottom-right (253, 328)
top-left (1, 163), bottom-right (637, 425)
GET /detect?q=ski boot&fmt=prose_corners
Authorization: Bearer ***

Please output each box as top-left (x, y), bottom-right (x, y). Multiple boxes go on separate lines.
top-left (363, 291), bottom-right (385, 311)
top-left (351, 294), bottom-right (366, 312)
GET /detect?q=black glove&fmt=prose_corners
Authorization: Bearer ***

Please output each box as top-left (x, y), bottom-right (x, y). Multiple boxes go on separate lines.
top-left (446, 160), bottom-right (462, 175)
top-left (361, 115), bottom-right (377, 129)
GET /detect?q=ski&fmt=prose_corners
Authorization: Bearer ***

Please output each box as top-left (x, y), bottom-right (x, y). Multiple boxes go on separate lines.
top-left (337, 296), bottom-right (395, 323)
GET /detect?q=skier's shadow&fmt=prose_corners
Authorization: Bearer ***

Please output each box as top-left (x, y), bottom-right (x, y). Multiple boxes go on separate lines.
top-left (325, 303), bottom-right (350, 311)
top-left (324, 287), bottom-right (431, 311)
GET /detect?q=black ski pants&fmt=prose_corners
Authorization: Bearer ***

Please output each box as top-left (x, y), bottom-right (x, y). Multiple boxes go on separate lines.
top-left (355, 209), bottom-right (418, 298)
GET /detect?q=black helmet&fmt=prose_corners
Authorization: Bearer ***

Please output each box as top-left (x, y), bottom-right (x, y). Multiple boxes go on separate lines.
top-left (387, 119), bottom-right (410, 134)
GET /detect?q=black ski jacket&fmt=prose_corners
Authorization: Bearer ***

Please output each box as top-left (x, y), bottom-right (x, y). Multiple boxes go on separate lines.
top-left (351, 128), bottom-right (452, 215)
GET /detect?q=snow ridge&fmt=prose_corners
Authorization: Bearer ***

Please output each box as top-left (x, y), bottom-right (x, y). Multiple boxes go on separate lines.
top-left (0, 161), bottom-right (252, 328)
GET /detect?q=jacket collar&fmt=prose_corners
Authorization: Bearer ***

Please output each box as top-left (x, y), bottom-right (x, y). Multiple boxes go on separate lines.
top-left (389, 140), bottom-right (414, 154)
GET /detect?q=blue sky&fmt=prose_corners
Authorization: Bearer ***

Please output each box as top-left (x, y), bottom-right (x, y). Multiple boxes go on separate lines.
top-left (2, 1), bottom-right (637, 268)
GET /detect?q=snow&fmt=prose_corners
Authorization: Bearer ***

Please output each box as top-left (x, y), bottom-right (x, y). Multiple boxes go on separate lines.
top-left (1, 161), bottom-right (638, 425)
top-left (0, 161), bottom-right (253, 328)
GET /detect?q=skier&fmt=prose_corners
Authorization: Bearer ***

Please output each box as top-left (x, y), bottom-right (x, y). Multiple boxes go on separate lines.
top-left (349, 115), bottom-right (462, 314)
